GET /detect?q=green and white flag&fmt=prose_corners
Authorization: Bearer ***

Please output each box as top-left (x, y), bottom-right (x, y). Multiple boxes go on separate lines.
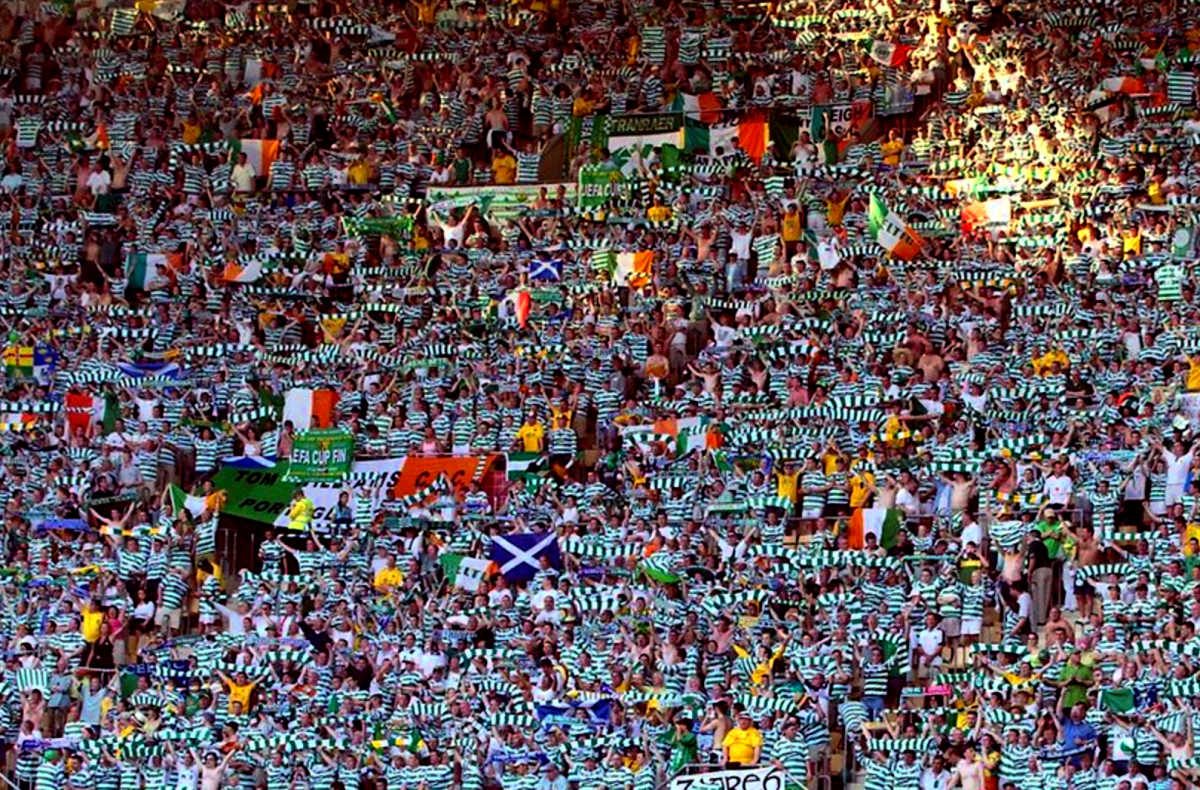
top-left (506, 451), bottom-right (547, 480)
top-left (640, 553), bottom-right (681, 584)
top-left (439, 553), bottom-right (490, 592)
top-left (169, 484), bottom-right (208, 518)
top-left (16, 668), bottom-right (50, 693)
top-left (1172, 225), bottom-right (1196, 259)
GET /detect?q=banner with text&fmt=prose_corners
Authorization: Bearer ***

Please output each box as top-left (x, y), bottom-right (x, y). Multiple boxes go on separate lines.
top-left (285, 429), bottom-right (354, 482)
top-left (390, 454), bottom-right (499, 499)
top-left (669, 766), bottom-right (787, 790)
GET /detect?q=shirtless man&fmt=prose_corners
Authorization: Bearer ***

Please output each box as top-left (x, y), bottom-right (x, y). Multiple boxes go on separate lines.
top-left (1064, 523), bottom-right (1102, 618)
top-left (949, 473), bottom-right (978, 512)
top-left (949, 745), bottom-right (985, 790)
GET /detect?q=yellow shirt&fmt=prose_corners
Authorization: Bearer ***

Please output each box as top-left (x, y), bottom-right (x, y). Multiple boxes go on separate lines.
top-left (82, 610), bottom-right (104, 643)
top-left (287, 497), bottom-right (314, 531)
top-left (850, 472), bottom-right (876, 508)
top-left (722, 726), bottom-right (763, 764)
top-left (374, 566), bottom-right (404, 591)
top-left (181, 122), bottom-right (201, 145)
top-left (826, 194), bottom-right (849, 226)
top-left (347, 160), bottom-right (372, 185)
top-left (516, 423), bottom-right (544, 452)
top-left (1188, 358), bottom-right (1200, 392)
top-left (493, 154), bottom-right (517, 185)
top-left (775, 471), bottom-right (801, 503)
top-left (781, 212), bottom-right (802, 242)
top-left (572, 97), bottom-right (595, 117)
top-left (225, 680), bottom-right (256, 710)
top-left (1122, 230), bottom-right (1141, 256)
top-left (647, 205), bottom-right (671, 222)
top-left (881, 140), bottom-right (904, 166)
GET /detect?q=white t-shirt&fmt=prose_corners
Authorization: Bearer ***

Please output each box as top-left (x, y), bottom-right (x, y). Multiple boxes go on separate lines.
top-left (916, 626), bottom-right (944, 657)
top-left (86, 169), bottom-right (112, 195)
top-left (1043, 475), bottom-right (1074, 505)
top-left (231, 163), bottom-right (256, 193)
top-left (729, 229), bottom-right (752, 260)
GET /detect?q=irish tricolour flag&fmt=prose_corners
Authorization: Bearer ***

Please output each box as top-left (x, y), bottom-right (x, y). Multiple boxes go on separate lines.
top-left (867, 194), bottom-right (923, 261)
top-left (282, 387), bottom-right (339, 430)
top-left (127, 252), bottom-right (184, 291)
top-left (222, 258), bottom-right (264, 283)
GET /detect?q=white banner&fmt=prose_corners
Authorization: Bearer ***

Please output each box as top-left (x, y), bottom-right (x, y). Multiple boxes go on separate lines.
top-left (274, 457), bottom-right (407, 531)
top-left (669, 766), bottom-right (787, 790)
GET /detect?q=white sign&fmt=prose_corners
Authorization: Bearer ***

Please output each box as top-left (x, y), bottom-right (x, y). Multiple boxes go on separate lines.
top-left (669, 766), bottom-right (787, 790)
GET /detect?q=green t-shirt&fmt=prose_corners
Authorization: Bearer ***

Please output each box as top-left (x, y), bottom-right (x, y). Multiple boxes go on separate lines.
top-left (1036, 519), bottom-right (1064, 559)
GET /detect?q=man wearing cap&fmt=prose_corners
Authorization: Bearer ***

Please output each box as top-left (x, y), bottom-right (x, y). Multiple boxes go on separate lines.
top-left (722, 711), bottom-right (762, 768)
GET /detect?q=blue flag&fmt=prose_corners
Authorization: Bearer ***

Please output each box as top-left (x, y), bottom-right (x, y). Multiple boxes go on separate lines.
top-left (488, 532), bottom-right (561, 582)
top-left (527, 258), bottom-right (563, 282)
top-left (536, 698), bottom-right (612, 727)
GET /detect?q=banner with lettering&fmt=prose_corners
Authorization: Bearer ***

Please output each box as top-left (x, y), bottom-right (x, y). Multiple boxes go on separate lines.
top-left (389, 454), bottom-right (500, 499)
top-left (810, 103), bottom-right (854, 140)
top-left (212, 463), bottom-right (298, 524)
top-left (668, 766), bottom-right (787, 790)
top-left (426, 183), bottom-right (577, 219)
top-left (577, 165), bottom-right (621, 209)
top-left (285, 429), bottom-right (354, 482)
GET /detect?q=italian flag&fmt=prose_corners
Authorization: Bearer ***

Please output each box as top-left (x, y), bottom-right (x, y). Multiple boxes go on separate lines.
top-left (65, 390), bottom-right (121, 434)
top-left (961, 197), bottom-right (1012, 235)
top-left (126, 252), bottom-right (183, 291)
top-left (867, 193), bottom-right (922, 261)
top-left (866, 40), bottom-right (914, 67)
top-left (222, 258), bottom-right (264, 283)
top-left (848, 506), bottom-right (904, 549)
top-left (282, 387), bottom-right (339, 431)
top-left (615, 251), bottom-right (654, 287)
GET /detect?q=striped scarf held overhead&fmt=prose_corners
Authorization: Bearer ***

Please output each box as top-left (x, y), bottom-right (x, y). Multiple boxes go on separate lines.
top-left (15, 667), bottom-right (50, 693)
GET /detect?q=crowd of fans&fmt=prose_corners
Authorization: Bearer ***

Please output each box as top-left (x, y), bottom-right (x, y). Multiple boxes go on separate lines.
top-left (3, 0), bottom-right (1200, 789)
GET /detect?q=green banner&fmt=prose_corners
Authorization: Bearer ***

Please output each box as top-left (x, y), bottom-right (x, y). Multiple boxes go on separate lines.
top-left (577, 165), bottom-right (624, 209)
top-left (212, 463), bottom-right (297, 524)
top-left (607, 112), bottom-right (682, 136)
top-left (286, 429), bottom-right (354, 482)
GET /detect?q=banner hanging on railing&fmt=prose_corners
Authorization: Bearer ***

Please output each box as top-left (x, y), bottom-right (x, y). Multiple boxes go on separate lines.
top-left (668, 765), bottom-right (787, 790)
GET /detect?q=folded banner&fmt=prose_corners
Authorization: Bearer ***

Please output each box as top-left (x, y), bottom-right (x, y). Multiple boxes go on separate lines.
top-left (668, 765), bottom-right (787, 790)
top-left (286, 429), bottom-right (354, 482)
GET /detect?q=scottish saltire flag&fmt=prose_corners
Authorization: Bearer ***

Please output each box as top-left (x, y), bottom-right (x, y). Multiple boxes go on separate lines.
top-left (116, 360), bottom-right (183, 379)
top-left (488, 532), bottom-right (561, 582)
top-left (536, 698), bottom-right (612, 726)
top-left (527, 257), bottom-right (563, 282)
top-left (221, 455), bottom-right (279, 469)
